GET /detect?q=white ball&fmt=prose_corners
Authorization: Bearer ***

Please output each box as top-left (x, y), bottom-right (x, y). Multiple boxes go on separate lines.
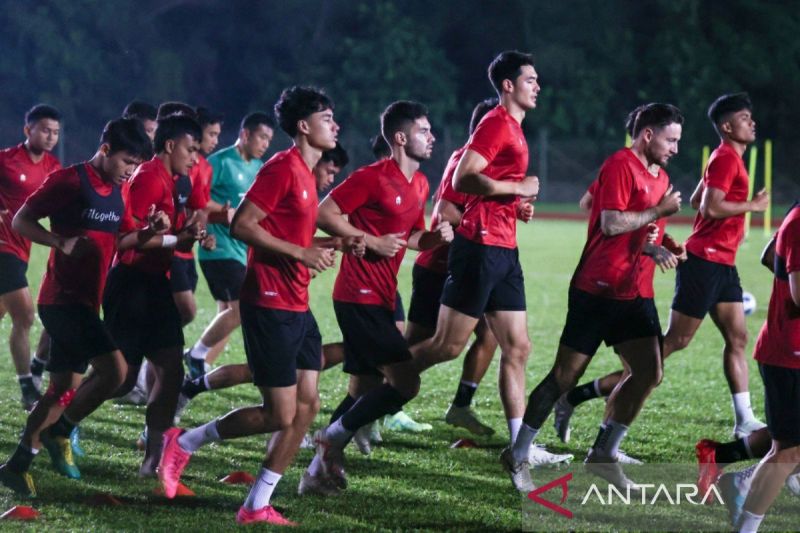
top-left (743, 291), bottom-right (757, 316)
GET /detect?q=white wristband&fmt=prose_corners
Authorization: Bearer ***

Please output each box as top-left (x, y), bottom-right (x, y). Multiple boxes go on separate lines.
top-left (161, 235), bottom-right (178, 248)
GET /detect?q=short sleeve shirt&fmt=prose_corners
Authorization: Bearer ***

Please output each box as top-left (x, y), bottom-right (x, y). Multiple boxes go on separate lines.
top-left (174, 153), bottom-right (213, 260)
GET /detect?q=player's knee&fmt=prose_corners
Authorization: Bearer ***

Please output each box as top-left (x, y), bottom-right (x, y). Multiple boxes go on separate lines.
top-left (394, 374), bottom-right (420, 399)
top-left (435, 339), bottom-right (464, 362)
top-left (10, 307), bottom-right (34, 331)
top-left (179, 305), bottom-right (197, 326)
top-left (264, 405), bottom-right (295, 431)
top-left (551, 366), bottom-right (580, 393)
top-left (727, 329), bottom-right (748, 353)
top-left (504, 339), bottom-right (531, 364)
top-left (669, 334), bottom-right (693, 352)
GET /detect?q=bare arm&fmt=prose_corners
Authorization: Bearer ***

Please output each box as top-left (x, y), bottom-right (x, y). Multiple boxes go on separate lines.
top-left (699, 187), bottom-right (769, 219)
top-left (579, 191), bottom-right (593, 213)
top-left (689, 179), bottom-right (704, 210)
top-left (432, 198), bottom-right (463, 227)
top-left (12, 205), bottom-right (62, 249)
top-left (600, 185), bottom-right (681, 237)
top-left (761, 235), bottom-right (777, 272)
top-left (407, 222), bottom-right (454, 251)
top-left (791, 271), bottom-right (800, 307)
top-left (317, 194), bottom-right (405, 258)
top-left (453, 149), bottom-right (539, 197)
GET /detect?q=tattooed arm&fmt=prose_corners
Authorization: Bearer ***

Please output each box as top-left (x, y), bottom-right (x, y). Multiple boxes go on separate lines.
top-left (600, 185), bottom-right (682, 237)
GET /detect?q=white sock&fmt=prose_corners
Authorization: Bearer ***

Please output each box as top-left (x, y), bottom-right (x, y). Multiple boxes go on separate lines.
top-left (512, 423), bottom-right (539, 463)
top-left (593, 419), bottom-right (628, 459)
top-left (460, 379), bottom-right (478, 388)
top-left (738, 509), bottom-right (764, 533)
top-left (178, 420), bottom-right (221, 453)
top-left (243, 468), bottom-right (281, 511)
top-left (325, 419), bottom-right (353, 448)
top-left (507, 417), bottom-right (522, 443)
top-left (732, 392), bottom-right (756, 425)
top-left (203, 373), bottom-right (212, 390)
top-left (17, 373), bottom-right (32, 381)
top-left (307, 454), bottom-right (324, 477)
top-left (592, 378), bottom-right (602, 397)
top-left (191, 340), bottom-right (212, 361)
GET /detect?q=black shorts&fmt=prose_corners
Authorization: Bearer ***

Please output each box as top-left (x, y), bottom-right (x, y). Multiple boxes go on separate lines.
top-left (759, 362), bottom-right (800, 446)
top-left (560, 287), bottom-right (662, 357)
top-left (240, 303), bottom-right (322, 388)
top-left (102, 264), bottom-right (184, 366)
top-left (672, 252), bottom-right (743, 319)
top-left (0, 252), bottom-right (28, 296)
top-left (39, 304), bottom-right (117, 374)
top-left (200, 259), bottom-right (247, 302)
top-left (334, 301), bottom-right (412, 377)
top-left (394, 291), bottom-right (406, 323)
top-left (440, 234), bottom-right (526, 318)
top-left (408, 264), bottom-right (447, 329)
top-left (170, 257), bottom-right (199, 293)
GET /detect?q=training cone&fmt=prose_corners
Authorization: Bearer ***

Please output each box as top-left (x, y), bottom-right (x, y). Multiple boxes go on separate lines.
top-left (152, 481), bottom-right (195, 497)
top-left (1, 505), bottom-right (39, 520)
top-left (85, 493), bottom-right (123, 506)
top-left (220, 471), bottom-right (256, 485)
top-left (450, 438), bottom-right (479, 449)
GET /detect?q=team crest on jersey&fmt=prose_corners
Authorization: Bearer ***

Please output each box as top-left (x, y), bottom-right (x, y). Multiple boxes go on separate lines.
top-left (303, 190), bottom-right (308, 200)
top-left (237, 173), bottom-right (244, 181)
top-left (395, 196), bottom-right (401, 205)
top-left (19, 173), bottom-right (26, 182)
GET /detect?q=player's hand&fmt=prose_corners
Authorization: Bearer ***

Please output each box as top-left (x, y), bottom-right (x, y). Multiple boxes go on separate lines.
top-left (662, 233), bottom-right (687, 261)
top-left (516, 201), bottom-right (534, 223)
top-left (655, 185), bottom-right (681, 217)
top-left (367, 232), bottom-right (407, 258)
top-left (58, 235), bottom-right (92, 257)
top-left (221, 200), bottom-right (236, 226)
top-left (749, 188), bottom-right (769, 212)
top-left (433, 221), bottom-right (454, 244)
top-left (342, 234), bottom-right (367, 257)
top-left (146, 204), bottom-right (171, 234)
top-left (299, 246), bottom-right (336, 271)
top-left (650, 245), bottom-right (679, 272)
top-left (646, 223), bottom-right (659, 244)
top-left (516, 175), bottom-right (540, 199)
top-left (200, 233), bottom-right (216, 251)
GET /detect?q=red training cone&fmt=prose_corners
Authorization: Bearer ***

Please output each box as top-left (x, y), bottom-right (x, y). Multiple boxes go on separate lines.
top-left (220, 471), bottom-right (256, 485)
top-left (153, 481), bottom-right (195, 497)
top-left (1, 505), bottom-right (39, 520)
top-left (450, 438), bottom-right (479, 449)
top-left (85, 493), bottom-right (123, 506)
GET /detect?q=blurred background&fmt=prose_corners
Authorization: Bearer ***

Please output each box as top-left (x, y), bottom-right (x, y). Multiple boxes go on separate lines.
top-left (1, 0), bottom-right (798, 206)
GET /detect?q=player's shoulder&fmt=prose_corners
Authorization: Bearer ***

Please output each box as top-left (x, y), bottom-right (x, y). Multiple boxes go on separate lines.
top-left (43, 151), bottom-right (61, 170)
top-left (708, 143), bottom-right (742, 169)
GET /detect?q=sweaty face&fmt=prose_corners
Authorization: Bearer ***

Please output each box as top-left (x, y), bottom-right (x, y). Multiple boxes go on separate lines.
top-left (645, 123), bottom-right (682, 168)
top-left (304, 109), bottom-right (339, 151)
top-left (313, 161), bottom-right (341, 193)
top-left (142, 119), bottom-right (158, 141)
top-left (725, 110), bottom-right (756, 144)
top-left (511, 65), bottom-right (540, 110)
top-left (26, 118), bottom-right (60, 153)
top-left (102, 149), bottom-right (143, 186)
top-left (404, 117), bottom-right (435, 162)
top-left (201, 123), bottom-right (221, 155)
top-left (168, 134), bottom-right (200, 176)
top-left (243, 124), bottom-right (273, 160)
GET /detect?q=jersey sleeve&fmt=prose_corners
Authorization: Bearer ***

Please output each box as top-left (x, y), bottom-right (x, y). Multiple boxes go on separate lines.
top-left (595, 160), bottom-right (634, 211)
top-left (783, 216), bottom-right (800, 274)
top-left (187, 163), bottom-right (210, 210)
top-left (24, 170), bottom-right (80, 218)
top-left (244, 162), bottom-right (292, 215)
top-left (466, 114), bottom-right (506, 164)
top-left (413, 180), bottom-right (430, 232)
top-left (329, 167), bottom-right (373, 214)
top-left (127, 171), bottom-right (166, 228)
top-left (704, 152), bottom-right (738, 193)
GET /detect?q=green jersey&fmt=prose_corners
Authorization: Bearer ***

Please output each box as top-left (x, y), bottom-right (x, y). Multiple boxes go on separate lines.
top-left (198, 144), bottom-right (263, 265)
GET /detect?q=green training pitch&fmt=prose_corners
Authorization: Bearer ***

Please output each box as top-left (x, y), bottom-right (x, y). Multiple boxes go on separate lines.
top-left (0, 218), bottom-right (785, 531)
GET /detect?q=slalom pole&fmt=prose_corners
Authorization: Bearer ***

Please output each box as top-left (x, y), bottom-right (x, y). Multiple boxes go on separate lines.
top-left (764, 139), bottom-right (773, 235)
top-left (745, 145), bottom-right (758, 237)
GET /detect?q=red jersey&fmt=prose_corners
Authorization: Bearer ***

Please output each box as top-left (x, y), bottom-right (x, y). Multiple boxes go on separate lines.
top-left (26, 163), bottom-right (135, 310)
top-left (572, 148), bottom-right (670, 300)
top-left (753, 202), bottom-right (800, 369)
top-left (174, 154), bottom-right (212, 260)
top-left (415, 147), bottom-right (470, 274)
top-left (115, 157), bottom-right (183, 275)
top-left (457, 105), bottom-right (529, 249)
top-left (331, 158), bottom-right (428, 309)
top-left (685, 142), bottom-right (750, 265)
top-left (239, 147), bottom-right (318, 312)
top-left (0, 144), bottom-right (61, 261)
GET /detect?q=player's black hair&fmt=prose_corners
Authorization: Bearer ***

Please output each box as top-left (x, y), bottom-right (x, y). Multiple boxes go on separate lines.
top-left (625, 105), bottom-right (647, 137)
top-left (381, 100), bottom-right (429, 145)
top-left (101, 118), bottom-right (153, 160)
top-left (708, 93), bottom-right (752, 134)
top-left (25, 104), bottom-right (61, 125)
top-left (632, 103), bottom-right (684, 138)
top-left (153, 114), bottom-right (202, 153)
top-left (469, 98), bottom-right (499, 135)
top-left (196, 106), bottom-right (224, 129)
top-left (370, 135), bottom-right (391, 160)
top-left (122, 100), bottom-right (157, 122)
top-left (488, 51), bottom-right (535, 95)
top-left (157, 101), bottom-right (196, 120)
top-left (274, 86), bottom-right (333, 137)
top-left (240, 112), bottom-right (275, 133)
top-left (319, 142), bottom-right (349, 169)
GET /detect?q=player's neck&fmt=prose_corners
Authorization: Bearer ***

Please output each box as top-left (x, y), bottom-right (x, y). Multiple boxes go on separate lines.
top-left (392, 151), bottom-right (420, 181)
top-left (88, 153), bottom-right (112, 183)
top-left (156, 152), bottom-right (174, 175)
top-left (234, 140), bottom-right (253, 162)
top-left (722, 137), bottom-right (748, 158)
top-left (23, 140), bottom-right (45, 163)
top-left (499, 97), bottom-right (526, 124)
top-left (294, 137), bottom-right (323, 171)
top-left (629, 143), bottom-right (651, 170)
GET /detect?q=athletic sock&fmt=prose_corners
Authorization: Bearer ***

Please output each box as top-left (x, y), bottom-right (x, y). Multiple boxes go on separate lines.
top-left (339, 384), bottom-right (409, 435)
top-left (49, 414), bottom-right (77, 439)
top-left (190, 340), bottom-right (212, 361)
top-left (591, 419), bottom-right (628, 459)
top-left (30, 357), bottom-right (46, 377)
top-left (452, 380), bottom-right (478, 408)
top-left (7, 443), bottom-right (38, 472)
top-left (512, 423), bottom-right (539, 463)
top-left (178, 420), bottom-right (221, 453)
top-left (243, 468), bottom-right (281, 511)
top-left (566, 379), bottom-right (602, 407)
top-left (738, 510), bottom-right (764, 533)
top-left (182, 375), bottom-right (210, 399)
top-left (329, 394), bottom-right (357, 424)
top-left (732, 392), bottom-right (756, 425)
top-left (307, 454), bottom-right (325, 477)
top-left (324, 418), bottom-right (354, 448)
top-left (18, 375), bottom-right (34, 390)
top-left (716, 438), bottom-right (750, 464)
top-left (507, 417), bottom-right (522, 443)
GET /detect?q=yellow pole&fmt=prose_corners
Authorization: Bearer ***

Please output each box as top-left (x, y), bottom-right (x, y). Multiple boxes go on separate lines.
top-left (625, 133), bottom-right (632, 148)
top-left (745, 146), bottom-right (758, 237)
top-left (764, 140), bottom-right (772, 235)
top-left (701, 145), bottom-right (710, 176)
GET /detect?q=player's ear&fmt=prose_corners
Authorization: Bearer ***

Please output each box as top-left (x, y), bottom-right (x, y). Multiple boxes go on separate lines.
top-left (393, 130), bottom-right (406, 147)
top-left (502, 78), bottom-right (515, 94)
top-left (99, 142), bottom-right (111, 156)
top-left (23, 124), bottom-right (31, 140)
top-left (164, 138), bottom-right (175, 154)
top-left (297, 119), bottom-right (311, 136)
top-left (720, 120), bottom-right (733, 135)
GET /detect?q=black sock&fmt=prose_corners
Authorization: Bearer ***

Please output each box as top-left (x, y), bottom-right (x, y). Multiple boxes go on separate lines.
top-left (522, 371), bottom-right (562, 429)
top-left (182, 376), bottom-right (209, 399)
top-left (452, 381), bottom-right (477, 408)
top-left (341, 385), bottom-right (409, 432)
top-left (49, 414), bottom-right (76, 439)
top-left (591, 423), bottom-right (611, 452)
top-left (716, 438), bottom-right (750, 464)
top-left (7, 443), bottom-right (37, 473)
top-left (566, 380), bottom-right (600, 407)
top-left (18, 376), bottom-right (35, 391)
top-left (329, 394), bottom-right (357, 424)
top-left (30, 358), bottom-right (45, 377)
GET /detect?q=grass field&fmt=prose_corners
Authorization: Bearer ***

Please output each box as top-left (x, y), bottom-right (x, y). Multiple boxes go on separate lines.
top-left (0, 217), bottom-right (791, 531)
